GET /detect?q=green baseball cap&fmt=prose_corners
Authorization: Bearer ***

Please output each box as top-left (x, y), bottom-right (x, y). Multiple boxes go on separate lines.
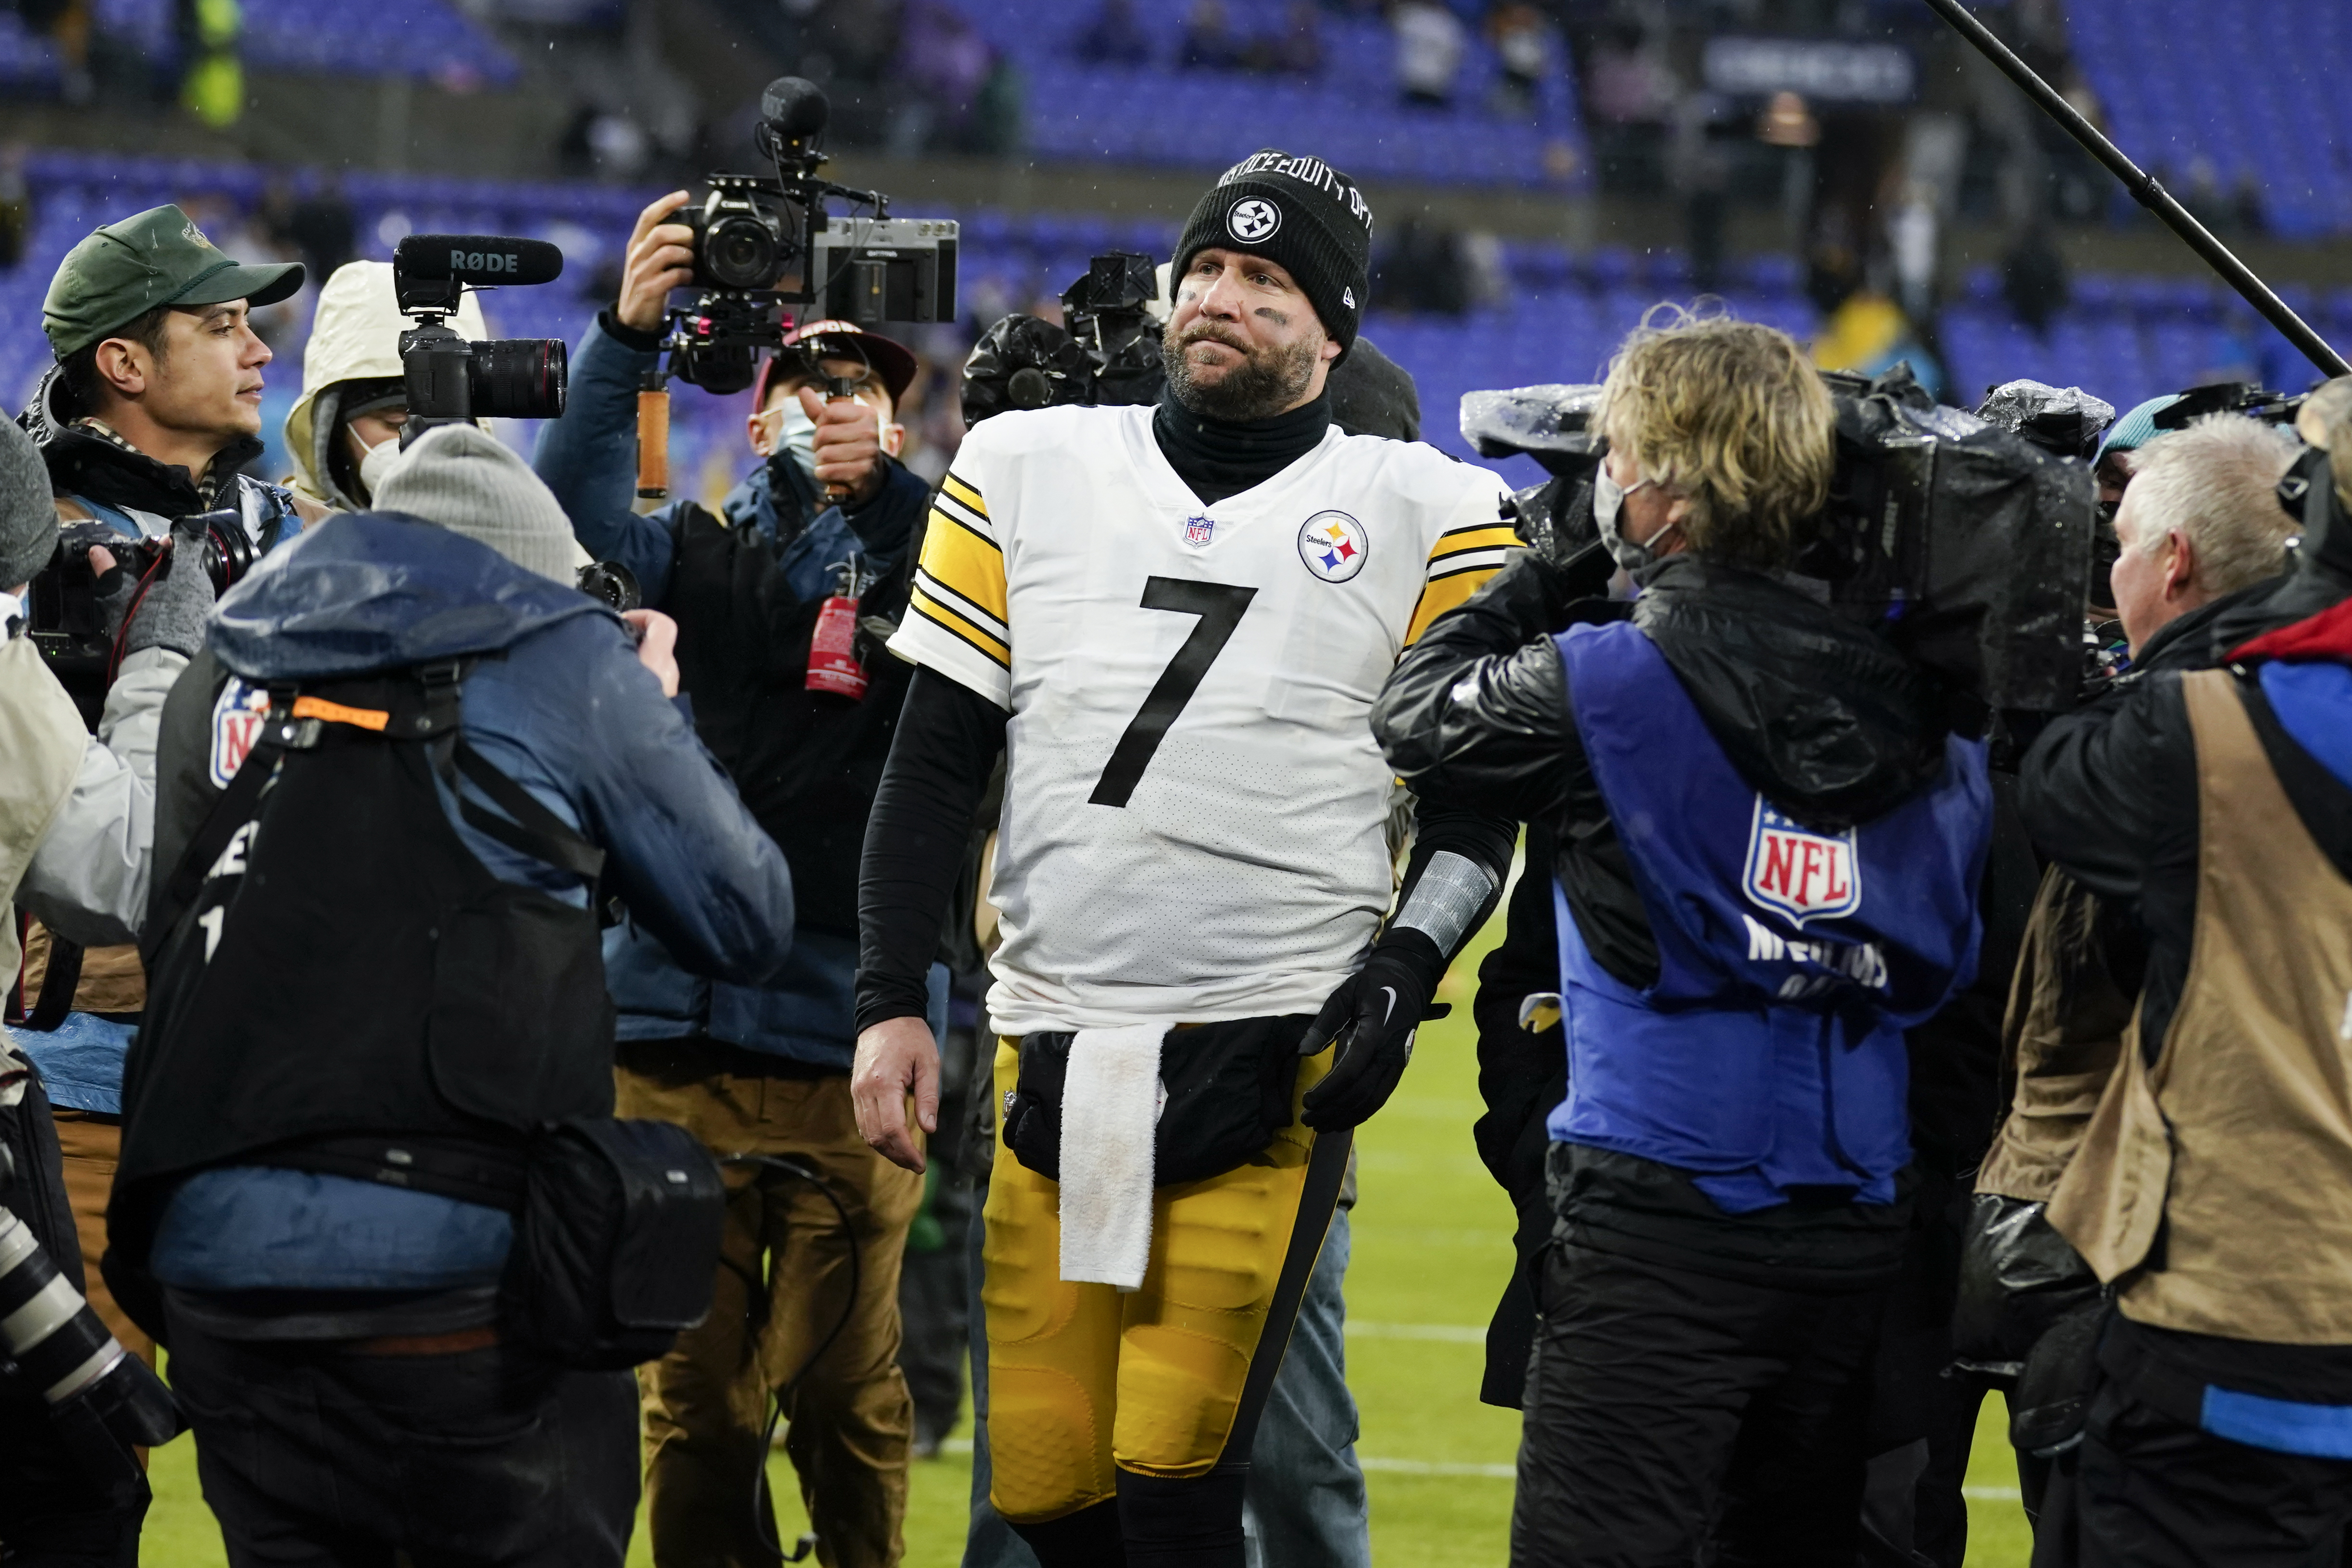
top-left (42, 203), bottom-right (305, 359)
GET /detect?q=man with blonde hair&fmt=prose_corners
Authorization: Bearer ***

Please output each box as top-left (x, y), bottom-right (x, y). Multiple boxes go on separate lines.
top-left (1375, 309), bottom-right (1994, 1564)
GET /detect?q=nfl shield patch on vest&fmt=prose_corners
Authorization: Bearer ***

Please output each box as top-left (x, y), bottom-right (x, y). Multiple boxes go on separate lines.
top-left (1742, 798), bottom-right (1861, 925)
top-left (209, 677), bottom-right (271, 788)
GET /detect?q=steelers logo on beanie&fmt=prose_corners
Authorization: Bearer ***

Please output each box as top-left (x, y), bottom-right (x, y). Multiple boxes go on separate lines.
top-left (1174, 148), bottom-right (1375, 359)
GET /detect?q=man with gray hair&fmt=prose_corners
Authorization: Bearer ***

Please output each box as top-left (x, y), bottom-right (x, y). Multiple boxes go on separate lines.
top-left (2107, 413), bottom-right (2301, 659)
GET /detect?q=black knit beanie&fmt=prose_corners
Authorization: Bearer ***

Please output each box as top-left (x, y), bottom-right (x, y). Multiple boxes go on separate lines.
top-left (1173, 148), bottom-right (1374, 359)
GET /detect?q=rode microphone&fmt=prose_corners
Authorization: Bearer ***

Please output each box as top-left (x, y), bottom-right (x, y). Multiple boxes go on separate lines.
top-left (394, 234), bottom-right (565, 286)
top-left (392, 234), bottom-right (564, 317)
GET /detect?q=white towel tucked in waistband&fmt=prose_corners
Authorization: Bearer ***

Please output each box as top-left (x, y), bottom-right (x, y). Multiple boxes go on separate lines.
top-left (1057, 1023), bottom-right (1171, 1290)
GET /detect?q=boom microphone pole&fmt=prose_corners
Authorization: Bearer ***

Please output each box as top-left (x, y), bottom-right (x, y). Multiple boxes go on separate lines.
top-left (1919, 0), bottom-right (2351, 379)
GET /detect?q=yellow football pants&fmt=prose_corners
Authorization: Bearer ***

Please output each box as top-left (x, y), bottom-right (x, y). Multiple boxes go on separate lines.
top-left (981, 1036), bottom-right (1336, 1524)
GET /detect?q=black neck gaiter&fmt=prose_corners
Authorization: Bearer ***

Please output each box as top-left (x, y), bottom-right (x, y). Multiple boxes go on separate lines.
top-left (1151, 385), bottom-right (1332, 507)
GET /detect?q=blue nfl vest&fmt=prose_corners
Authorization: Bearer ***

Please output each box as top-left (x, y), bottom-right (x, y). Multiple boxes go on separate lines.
top-left (1547, 620), bottom-right (1992, 1213)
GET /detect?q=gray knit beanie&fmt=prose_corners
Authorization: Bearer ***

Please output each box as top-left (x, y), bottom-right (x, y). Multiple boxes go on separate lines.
top-left (0, 416), bottom-right (55, 591)
top-left (372, 424), bottom-right (577, 585)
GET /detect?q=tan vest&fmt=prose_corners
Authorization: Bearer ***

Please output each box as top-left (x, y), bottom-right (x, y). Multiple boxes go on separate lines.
top-left (2049, 669), bottom-right (2352, 1342)
top-left (1977, 865), bottom-right (2134, 1203)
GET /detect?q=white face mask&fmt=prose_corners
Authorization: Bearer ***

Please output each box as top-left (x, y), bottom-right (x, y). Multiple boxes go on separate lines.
top-left (770, 400), bottom-right (820, 477)
top-left (357, 430), bottom-right (406, 505)
top-left (1593, 465), bottom-right (1678, 573)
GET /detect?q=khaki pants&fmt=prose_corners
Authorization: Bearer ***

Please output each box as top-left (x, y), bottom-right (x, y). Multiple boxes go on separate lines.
top-left (616, 1041), bottom-right (922, 1568)
top-left (50, 1109), bottom-right (154, 1368)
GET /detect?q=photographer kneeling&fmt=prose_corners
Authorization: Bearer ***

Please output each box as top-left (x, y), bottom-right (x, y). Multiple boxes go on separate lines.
top-left (532, 193), bottom-right (941, 1567)
top-left (1372, 312), bottom-right (1992, 1565)
top-left (111, 427), bottom-right (796, 1567)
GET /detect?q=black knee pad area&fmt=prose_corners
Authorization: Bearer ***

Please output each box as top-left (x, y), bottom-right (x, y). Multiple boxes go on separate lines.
top-left (1116, 1462), bottom-right (1249, 1568)
top-left (1010, 1497), bottom-right (1126, 1568)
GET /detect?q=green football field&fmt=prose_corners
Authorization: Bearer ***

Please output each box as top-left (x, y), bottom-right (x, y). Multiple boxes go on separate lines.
top-left (141, 919), bottom-right (2035, 1565)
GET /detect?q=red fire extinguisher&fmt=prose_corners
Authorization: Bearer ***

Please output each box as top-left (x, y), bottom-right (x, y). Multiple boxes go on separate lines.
top-left (806, 556), bottom-right (874, 701)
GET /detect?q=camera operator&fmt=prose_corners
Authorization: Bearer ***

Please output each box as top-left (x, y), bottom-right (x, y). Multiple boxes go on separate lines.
top-left (281, 259), bottom-right (492, 512)
top-left (2007, 391), bottom-right (2350, 1565)
top-left (531, 191), bottom-right (942, 1568)
top-left (1, 413), bottom-right (187, 1566)
top-left (1965, 410), bottom-right (2305, 1524)
top-left (113, 425), bottom-right (795, 1568)
top-left (10, 206), bottom-right (318, 1374)
top-left (1372, 311), bottom-right (1994, 1565)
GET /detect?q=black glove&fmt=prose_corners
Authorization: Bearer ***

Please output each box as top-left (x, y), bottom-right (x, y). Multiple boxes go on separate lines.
top-left (122, 516), bottom-right (220, 660)
top-left (1299, 928), bottom-right (1451, 1132)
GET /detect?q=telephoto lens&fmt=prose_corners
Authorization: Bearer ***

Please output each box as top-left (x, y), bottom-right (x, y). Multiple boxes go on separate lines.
top-left (469, 338), bottom-right (568, 421)
top-left (0, 1208), bottom-right (183, 1497)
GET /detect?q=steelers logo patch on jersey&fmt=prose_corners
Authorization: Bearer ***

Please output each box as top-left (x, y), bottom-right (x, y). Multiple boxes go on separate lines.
top-left (1297, 511), bottom-right (1368, 582)
top-left (1227, 198), bottom-right (1281, 244)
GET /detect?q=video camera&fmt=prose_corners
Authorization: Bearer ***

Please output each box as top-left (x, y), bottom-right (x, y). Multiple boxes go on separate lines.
top-left (961, 251), bottom-right (1167, 425)
top-left (1461, 363), bottom-right (2097, 715)
top-left (390, 234), bottom-right (570, 440)
top-left (662, 77), bottom-right (958, 396)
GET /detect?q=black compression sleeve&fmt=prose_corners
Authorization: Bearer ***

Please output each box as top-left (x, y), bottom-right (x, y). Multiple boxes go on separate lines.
top-left (1396, 803), bottom-right (1520, 959)
top-left (855, 666), bottom-right (1008, 1033)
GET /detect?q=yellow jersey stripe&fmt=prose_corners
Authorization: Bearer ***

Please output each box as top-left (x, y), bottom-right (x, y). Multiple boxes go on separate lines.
top-left (1426, 525), bottom-right (1521, 569)
top-left (1426, 549), bottom-right (1515, 582)
top-left (1404, 562), bottom-right (1502, 646)
top-left (917, 510), bottom-right (1011, 624)
top-left (910, 584), bottom-right (1011, 667)
top-left (915, 567), bottom-right (1009, 643)
top-left (933, 487), bottom-right (994, 541)
top-left (941, 472), bottom-right (988, 519)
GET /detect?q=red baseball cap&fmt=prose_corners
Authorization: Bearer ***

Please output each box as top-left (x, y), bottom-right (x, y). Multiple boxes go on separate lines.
top-left (756, 319), bottom-right (919, 411)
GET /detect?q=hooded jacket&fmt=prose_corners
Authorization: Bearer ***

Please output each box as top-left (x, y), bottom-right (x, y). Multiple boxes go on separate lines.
top-left (133, 513), bottom-right (796, 1306)
top-left (1374, 550), bottom-right (1988, 1281)
top-left (281, 260), bottom-right (490, 512)
top-left (533, 313), bottom-right (942, 1070)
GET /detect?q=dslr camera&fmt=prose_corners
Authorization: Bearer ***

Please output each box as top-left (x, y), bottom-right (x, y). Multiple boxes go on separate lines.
top-left (27, 512), bottom-right (258, 729)
top-left (390, 233), bottom-right (570, 439)
top-left (664, 77), bottom-right (959, 395)
top-left (961, 251), bottom-right (1167, 425)
top-left (1462, 362), bottom-right (2097, 717)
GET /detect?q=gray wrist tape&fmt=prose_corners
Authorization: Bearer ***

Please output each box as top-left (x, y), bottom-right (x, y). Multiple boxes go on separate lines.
top-left (1392, 850), bottom-right (1498, 955)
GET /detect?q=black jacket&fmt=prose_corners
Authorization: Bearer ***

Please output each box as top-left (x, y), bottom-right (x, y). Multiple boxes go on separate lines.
top-left (1375, 548), bottom-right (1963, 1294)
top-left (2018, 563), bottom-right (2352, 1067)
top-left (1374, 549), bottom-right (1950, 989)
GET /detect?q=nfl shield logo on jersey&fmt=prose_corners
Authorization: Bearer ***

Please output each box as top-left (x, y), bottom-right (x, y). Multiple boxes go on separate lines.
top-left (209, 677), bottom-right (272, 788)
top-left (1183, 515), bottom-right (1216, 549)
top-left (1742, 797), bottom-right (1862, 925)
top-left (1297, 510), bottom-right (1369, 583)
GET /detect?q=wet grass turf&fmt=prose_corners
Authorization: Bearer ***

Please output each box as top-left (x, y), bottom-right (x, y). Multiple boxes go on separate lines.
top-left (143, 914), bottom-right (2035, 1564)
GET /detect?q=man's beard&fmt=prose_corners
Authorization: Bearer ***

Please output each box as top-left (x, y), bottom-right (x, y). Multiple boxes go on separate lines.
top-left (1162, 321), bottom-right (1321, 422)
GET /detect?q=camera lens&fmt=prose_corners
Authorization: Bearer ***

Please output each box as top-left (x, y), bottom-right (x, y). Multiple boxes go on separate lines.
top-left (199, 522), bottom-right (256, 594)
top-left (467, 338), bottom-right (569, 421)
top-left (705, 213), bottom-right (782, 292)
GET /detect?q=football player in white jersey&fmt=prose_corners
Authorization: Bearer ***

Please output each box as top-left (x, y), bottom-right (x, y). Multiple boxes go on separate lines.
top-left (852, 149), bottom-right (1517, 1568)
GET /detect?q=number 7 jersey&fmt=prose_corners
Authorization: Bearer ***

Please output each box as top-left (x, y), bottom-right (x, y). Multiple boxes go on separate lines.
top-left (890, 402), bottom-right (1514, 1034)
